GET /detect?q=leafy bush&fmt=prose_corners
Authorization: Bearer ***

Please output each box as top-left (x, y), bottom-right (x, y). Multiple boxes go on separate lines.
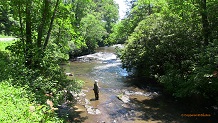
top-left (6, 56), bottom-right (82, 104)
top-left (4, 40), bottom-right (83, 104)
top-left (0, 81), bottom-right (63, 122)
top-left (0, 51), bottom-right (10, 81)
top-left (120, 12), bottom-right (218, 102)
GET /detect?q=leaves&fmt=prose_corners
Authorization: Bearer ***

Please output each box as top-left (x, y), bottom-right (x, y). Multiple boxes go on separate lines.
top-left (118, 0), bottom-right (218, 100)
top-left (0, 81), bottom-right (63, 122)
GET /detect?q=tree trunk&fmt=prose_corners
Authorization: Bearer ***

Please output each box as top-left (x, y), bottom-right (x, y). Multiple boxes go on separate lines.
top-left (201, 0), bottom-right (210, 46)
top-left (34, 0), bottom-right (50, 68)
top-left (25, 0), bottom-right (33, 67)
top-left (37, 0), bottom-right (49, 49)
top-left (18, 2), bottom-right (25, 60)
top-left (43, 0), bottom-right (60, 50)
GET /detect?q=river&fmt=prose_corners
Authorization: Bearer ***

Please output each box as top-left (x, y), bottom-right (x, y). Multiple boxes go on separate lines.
top-left (62, 45), bottom-right (216, 123)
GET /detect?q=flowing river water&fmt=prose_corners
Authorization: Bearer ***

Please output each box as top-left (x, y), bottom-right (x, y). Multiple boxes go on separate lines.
top-left (62, 45), bottom-right (216, 123)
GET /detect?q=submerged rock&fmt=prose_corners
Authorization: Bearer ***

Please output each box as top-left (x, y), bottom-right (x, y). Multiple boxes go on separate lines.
top-left (85, 105), bottom-right (101, 115)
top-left (65, 72), bottom-right (73, 76)
top-left (95, 109), bottom-right (101, 114)
top-left (84, 98), bottom-right (101, 115)
top-left (117, 95), bottom-right (130, 103)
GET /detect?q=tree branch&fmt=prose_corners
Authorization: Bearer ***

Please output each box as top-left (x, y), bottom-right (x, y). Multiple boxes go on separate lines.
top-left (37, 0), bottom-right (49, 48)
top-left (43, 0), bottom-right (60, 50)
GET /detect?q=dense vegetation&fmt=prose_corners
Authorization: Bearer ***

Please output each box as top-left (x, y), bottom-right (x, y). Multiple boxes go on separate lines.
top-left (0, 0), bottom-right (119, 57)
top-left (1, 0), bottom-right (217, 121)
top-left (110, 0), bottom-right (218, 104)
top-left (0, 0), bottom-right (118, 122)
top-left (0, 81), bottom-right (62, 122)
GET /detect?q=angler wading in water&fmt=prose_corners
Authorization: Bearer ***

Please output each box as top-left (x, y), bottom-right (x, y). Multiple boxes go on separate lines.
top-left (93, 80), bottom-right (100, 100)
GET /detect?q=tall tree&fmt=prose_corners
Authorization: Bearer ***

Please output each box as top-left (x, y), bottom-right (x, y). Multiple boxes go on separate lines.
top-left (119, 0), bottom-right (218, 101)
top-left (4, 0), bottom-right (61, 68)
top-left (90, 0), bottom-right (119, 43)
top-left (200, 0), bottom-right (210, 45)
top-left (80, 14), bottom-right (107, 53)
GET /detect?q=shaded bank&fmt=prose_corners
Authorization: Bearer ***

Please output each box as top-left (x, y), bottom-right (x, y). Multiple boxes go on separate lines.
top-left (62, 45), bottom-right (217, 123)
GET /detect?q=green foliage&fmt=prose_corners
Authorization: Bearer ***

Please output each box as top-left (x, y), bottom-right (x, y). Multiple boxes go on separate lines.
top-left (0, 35), bottom-right (14, 38)
top-left (71, 0), bottom-right (118, 51)
top-left (0, 0), bottom-right (86, 121)
top-left (0, 40), bottom-right (15, 51)
top-left (107, 21), bottom-right (128, 44)
top-left (100, 0), bottom-right (119, 35)
top-left (0, 0), bottom-right (119, 57)
top-left (0, 41), bottom-right (83, 121)
top-left (4, 44), bottom-right (83, 103)
top-left (0, 81), bottom-right (63, 122)
top-left (0, 51), bottom-right (10, 81)
top-left (108, 0), bottom-right (162, 45)
top-left (80, 14), bottom-right (107, 53)
top-left (0, 0), bottom-right (83, 101)
top-left (0, 3), bottom-right (15, 36)
top-left (159, 42), bottom-right (218, 98)
top-left (119, 0), bottom-right (218, 102)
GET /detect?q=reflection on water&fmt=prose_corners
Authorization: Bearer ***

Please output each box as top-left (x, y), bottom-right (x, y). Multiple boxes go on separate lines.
top-left (62, 46), bottom-right (216, 123)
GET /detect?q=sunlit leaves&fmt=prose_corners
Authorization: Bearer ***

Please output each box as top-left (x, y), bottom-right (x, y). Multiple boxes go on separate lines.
top-left (119, 0), bottom-right (218, 100)
top-left (80, 14), bottom-right (107, 52)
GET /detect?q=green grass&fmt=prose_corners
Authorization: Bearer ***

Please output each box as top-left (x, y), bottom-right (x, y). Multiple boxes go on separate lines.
top-left (0, 41), bottom-right (15, 51)
top-left (0, 81), bottom-right (63, 123)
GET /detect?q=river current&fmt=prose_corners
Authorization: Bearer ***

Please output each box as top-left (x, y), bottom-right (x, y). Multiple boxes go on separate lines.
top-left (62, 45), bottom-right (215, 123)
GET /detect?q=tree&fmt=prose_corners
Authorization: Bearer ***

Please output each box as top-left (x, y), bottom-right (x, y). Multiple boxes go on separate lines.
top-left (82, 0), bottom-right (119, 46)
top-left (100, 0), bottom-right (119, 35)
top-left (0, 0), bottom-right (84, 104)
top-left (80, 14), bottom-right (107, 53)
top-left (70, 0), bottom-right (92, 28)
top-left (0, 3), bottom-right (14, 35)
top-left (119, 0), bottom-right (218, 102)
top-left (108, 0), bottom-right (159, 44)
top-left (2, 0), bottom-right (62, 68)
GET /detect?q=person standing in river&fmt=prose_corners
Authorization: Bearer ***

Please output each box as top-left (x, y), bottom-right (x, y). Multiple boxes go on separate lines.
top-left (93, 80), bottom-right (100, 100)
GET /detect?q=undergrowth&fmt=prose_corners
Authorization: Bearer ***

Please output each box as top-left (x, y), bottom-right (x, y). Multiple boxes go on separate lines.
top-left (0, 81), bottom-right (63, 122)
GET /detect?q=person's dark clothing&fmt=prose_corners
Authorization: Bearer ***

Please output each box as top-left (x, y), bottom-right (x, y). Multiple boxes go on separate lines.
top-left (93, 83), bottom-right (99, 100)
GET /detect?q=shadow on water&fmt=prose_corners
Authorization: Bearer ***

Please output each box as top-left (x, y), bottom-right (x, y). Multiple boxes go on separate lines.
top-left (56, 98), bottom-right (88, 123)
top-left (62, 45), bottom-right (218, 123)
top-left (129, 96), bottom-right (218, 123)
top-left (106, 92), bottom-right (217, 123)
top-left (109, 77), bottom-right (218, 123)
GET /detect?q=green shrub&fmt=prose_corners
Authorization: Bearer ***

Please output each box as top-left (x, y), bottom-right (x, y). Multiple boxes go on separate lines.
top-left (0, 81), bottom-right (63, 123)
top-left (4, 40), bottom-right (83, 104)
top-left (0, 51), bottom-right (10, 81)
top-left (120, 13), bottom-right (218, 102)
top-left (6, 55), bottom-right (83, 104)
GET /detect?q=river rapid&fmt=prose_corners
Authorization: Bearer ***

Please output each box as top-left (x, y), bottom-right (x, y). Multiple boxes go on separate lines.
top-left (62, 45), bottom-right (215, 123)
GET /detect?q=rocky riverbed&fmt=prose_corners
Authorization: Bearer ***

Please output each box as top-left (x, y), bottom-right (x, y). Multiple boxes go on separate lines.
top-left (62, 45), bottom-right (216, 123)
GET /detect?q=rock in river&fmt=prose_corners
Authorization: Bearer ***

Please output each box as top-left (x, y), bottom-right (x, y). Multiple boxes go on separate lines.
top-left (117, 95), bottom-right (130, 103)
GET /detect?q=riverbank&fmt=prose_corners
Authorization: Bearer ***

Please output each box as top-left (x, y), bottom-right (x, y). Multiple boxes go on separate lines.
top-left (61, 46), bottom-right (218, 123)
